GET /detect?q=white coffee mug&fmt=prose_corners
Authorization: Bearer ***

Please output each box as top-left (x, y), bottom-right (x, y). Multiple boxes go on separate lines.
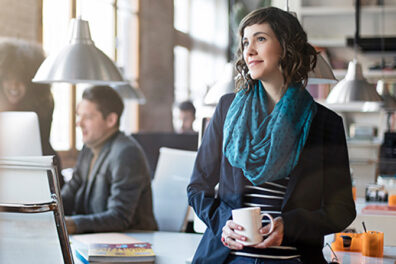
top-left (231, 207), bottom-right (275, 246)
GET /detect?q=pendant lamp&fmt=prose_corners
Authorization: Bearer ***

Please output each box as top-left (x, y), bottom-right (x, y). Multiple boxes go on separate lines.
top-left (112, 67), bottom-right (146, 104)
top-left (33, 18), bottom-right (126, 85)
top-left (326, 0), bottom-right (381, 103)
top-left (203, 63), bottom-right (234, 106)
top-left (307, 54), bottom-right (337, 85)
top-left (327, 59), bottom-right (382, 103)
top-left (113, 82), bottom-right (146, 104)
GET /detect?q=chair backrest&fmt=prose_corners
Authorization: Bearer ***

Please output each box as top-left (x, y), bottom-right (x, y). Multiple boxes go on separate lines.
top-left (0, 156), bottom-right (73, 264)
top-left (151, 147), bottom-right (197, 232)
top-left (131, 132), bottom-right (198, 178)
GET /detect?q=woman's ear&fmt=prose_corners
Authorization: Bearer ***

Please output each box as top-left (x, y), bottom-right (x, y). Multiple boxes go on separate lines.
top-left (106, 112), bottom-right (118, 128)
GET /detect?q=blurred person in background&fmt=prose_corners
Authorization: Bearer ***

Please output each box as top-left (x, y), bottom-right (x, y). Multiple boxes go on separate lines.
top-left (176, 100), bottom-right (196, 134)
top-left (0, 37), bottom-right (63, 187)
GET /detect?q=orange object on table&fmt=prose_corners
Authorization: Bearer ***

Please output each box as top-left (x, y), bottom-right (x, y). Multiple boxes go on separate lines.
top-left (332, 233), bottom-right (362, 252)
top-left (361, 231), bottom-right (384, 257)
top-left (389, 194), bottom-right (396, 206)
top-left (352, 186), bottom-right (356, 201)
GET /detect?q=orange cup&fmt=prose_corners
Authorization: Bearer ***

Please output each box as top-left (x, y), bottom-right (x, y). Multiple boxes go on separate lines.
top-left (388, 194), bottom-right (396, 206)
top-left (361, 231), bottom-right (384, 257)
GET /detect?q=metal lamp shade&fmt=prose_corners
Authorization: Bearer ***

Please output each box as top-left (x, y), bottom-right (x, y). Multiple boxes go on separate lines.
top-left (307, 54), bottom-right (337, 85)
top-left (204, 80), bottom-right (234, 106)
top-left (326, 59), bottom-right (382, 103)
top-left (33, 18), bottom-right (126, 85)
top-left (113, 83), bottom-right (146, 104)
top-left (203, 63), bottom-right (234, 106)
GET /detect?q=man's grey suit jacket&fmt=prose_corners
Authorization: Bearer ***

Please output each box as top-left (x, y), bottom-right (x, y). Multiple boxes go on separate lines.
top-left (61, 131), bottom-right (157, 233)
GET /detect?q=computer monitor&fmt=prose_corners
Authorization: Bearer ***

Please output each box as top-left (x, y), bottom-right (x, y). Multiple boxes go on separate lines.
top-left (131, 132), bottom-right (198, 179)
top-left (0, 111), bottom-right (42, 156)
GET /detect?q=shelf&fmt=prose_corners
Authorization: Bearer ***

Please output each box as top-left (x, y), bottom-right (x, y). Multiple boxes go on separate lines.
top-left (308, 38), bottom-right (346, 47)
top-left (347, 139), bottom-right (382, 147)
top-left (300, 6), bottom-right (396, 16)
top-left (316, 99), bottom-right (383, 112)
top-left (333, 69), bottom-right (396, 81)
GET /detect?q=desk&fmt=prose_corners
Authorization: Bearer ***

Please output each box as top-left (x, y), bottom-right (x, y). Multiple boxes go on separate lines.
top-left (348, 198), bottom-right (396, 246)
top-left (323, 246), bottom-right (396, 264)
top-left (72, 231), bottom-right (202, 264)
top-left (71, 231), bottom-right (396, 264)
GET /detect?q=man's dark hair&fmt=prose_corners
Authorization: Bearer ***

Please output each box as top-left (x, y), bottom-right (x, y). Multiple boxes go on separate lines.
top-left (179, 100), bottom-right (196, 117)
top-left (82, 85), bottom-right (124, 127)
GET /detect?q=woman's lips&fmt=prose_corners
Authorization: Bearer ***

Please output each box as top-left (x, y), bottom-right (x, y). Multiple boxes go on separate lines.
top-left (248, 60), bottom-right (263, 67)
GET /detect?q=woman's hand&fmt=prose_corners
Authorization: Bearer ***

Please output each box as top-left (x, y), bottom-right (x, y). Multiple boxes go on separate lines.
top-left (221, 220), bottom-right (246, 250)
top-left (253, 217), bottom-right (284, 248)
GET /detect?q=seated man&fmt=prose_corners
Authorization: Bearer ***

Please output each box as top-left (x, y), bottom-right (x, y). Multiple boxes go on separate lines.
top-left (61, 85), bottom-right (157, 234)
top-left (176, 100), bottom-right (196, 134)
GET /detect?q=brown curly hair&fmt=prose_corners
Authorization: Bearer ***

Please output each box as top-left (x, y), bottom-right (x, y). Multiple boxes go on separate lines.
top-left (235, 7), bottom-right (317, 92)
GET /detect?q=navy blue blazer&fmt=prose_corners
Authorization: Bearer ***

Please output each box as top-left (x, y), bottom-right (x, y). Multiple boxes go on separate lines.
top-left (187, 93), bottom-right (356, 264)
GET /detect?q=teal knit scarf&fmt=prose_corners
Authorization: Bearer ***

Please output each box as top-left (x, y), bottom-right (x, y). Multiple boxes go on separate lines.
top-left (223, 81), bottom-right (317, 186)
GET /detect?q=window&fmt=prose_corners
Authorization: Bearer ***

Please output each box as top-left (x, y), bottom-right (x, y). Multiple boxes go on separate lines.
top-left (42, 0), bottom-right (72, 150)
top-left (173, 0), bottom-right (229, 130)
top-left (42, 0), bottom-right (139, 154)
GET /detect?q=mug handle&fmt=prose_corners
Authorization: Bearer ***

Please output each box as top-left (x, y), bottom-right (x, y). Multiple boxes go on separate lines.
top-left (260, 213), bottom-right (275, 236)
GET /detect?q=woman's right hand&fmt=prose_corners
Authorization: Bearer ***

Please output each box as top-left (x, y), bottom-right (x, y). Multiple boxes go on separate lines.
top-left (221, 220), bottom-right (246, 250)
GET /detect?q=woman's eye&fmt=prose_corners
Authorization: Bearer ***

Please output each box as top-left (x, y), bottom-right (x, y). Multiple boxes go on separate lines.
top-left (258, 36), bottom-right (266, 42)
top-left (242, 41), bottom-right (249, 48)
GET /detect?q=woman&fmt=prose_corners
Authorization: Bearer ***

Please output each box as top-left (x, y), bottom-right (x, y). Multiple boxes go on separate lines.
top-left (187, 7), bottom-right (356, 264)
top-left (0, 38), bottom-right (63, 187)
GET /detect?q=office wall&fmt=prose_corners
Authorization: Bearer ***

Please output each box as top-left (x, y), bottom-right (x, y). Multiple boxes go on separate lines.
top-left (139, 0), bottom-right (174, 132)
top-left (0, 0), bottom-right (42, 42)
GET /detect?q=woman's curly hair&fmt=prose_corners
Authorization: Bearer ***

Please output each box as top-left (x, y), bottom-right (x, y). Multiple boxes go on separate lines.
top-left (235, 7), bottom-right (317, 92)
top-left (0, 37), bottom-right (52, 109)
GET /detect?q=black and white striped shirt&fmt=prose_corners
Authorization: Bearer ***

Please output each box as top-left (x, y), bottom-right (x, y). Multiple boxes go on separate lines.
top-left (231, 177), bottom-right (300, 259)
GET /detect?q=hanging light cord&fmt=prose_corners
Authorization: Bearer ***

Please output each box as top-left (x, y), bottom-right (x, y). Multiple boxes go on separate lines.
top-left (354, 0), bottom-right (361, 60)
top-left (380, 0), bottom-right (386, 71)
top-left (77, 0), bottom-right (83, 19)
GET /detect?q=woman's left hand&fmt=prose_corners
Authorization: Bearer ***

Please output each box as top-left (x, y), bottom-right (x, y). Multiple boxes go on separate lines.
top-left (253, 216), bottom-right (284, 248)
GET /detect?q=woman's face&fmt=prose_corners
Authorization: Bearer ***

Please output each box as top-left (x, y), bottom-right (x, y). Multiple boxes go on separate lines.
top-left (1, 79), bottom-right (26, 105)
top-left (242, 23), bottom-right (283, 82)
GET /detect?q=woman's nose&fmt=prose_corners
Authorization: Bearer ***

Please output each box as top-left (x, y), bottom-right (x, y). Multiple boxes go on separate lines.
top-left (245, 43), bottom-right (257, 55)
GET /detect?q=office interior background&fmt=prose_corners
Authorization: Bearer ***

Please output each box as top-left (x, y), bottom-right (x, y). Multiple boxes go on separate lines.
top-left (1, 0), bottom-right (396, 197)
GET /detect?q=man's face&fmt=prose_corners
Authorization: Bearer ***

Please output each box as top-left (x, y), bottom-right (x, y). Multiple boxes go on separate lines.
top-left (76, 99), bottom-right (115, 146)
top-left (179, 110), bottom-right (195, 133)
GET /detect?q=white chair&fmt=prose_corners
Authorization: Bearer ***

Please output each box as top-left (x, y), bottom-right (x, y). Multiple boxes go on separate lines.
top-left (151, 147), bottom-right (197, 232)
top-left (0, 156), bottom-right (73, 264)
